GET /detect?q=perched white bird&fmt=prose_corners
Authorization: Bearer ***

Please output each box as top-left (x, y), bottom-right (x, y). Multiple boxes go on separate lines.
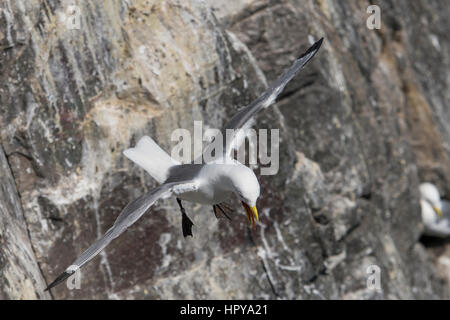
top-left (45, 38), bottom-right (324, 291)
top-left (419, 182), bottom-right (450, 237)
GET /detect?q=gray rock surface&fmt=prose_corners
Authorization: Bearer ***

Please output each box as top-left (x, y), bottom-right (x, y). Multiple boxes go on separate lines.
top-left (0, 145), bottom-right (50, 299)
top-left (0, 0), bottom-right (449, 299)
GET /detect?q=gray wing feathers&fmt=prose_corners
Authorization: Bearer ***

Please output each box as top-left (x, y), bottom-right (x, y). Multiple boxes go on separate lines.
top-left (443, 200), bottom-right (450, 218)
top-left (221, 37), bottom-right (323, 157)
top-left (45, 181), bottom-right (197, 291)
top-left (72, 184), bottom-right (174, 269)
top-left (424, 220), bottom-right (450, 238)
top-left (225, 39), bottom-right (322, 130)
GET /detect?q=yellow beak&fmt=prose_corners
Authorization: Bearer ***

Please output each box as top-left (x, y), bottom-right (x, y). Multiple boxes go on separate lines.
top-left (242, 202), bottom-right (258, 229)
top-left (433, 205), bottom-right (443, 218)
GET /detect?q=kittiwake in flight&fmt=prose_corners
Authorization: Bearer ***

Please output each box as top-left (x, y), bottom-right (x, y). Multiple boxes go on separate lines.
top-left (420, 182), bottom-right (450, 237)
top-left (45, 37), bottom-right (324, 291)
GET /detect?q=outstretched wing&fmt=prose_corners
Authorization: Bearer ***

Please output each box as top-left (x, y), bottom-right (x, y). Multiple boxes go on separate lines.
top-left (202, 37), bottom-right (323, 162)
top-left (45, 181), bottom-right (198, 291)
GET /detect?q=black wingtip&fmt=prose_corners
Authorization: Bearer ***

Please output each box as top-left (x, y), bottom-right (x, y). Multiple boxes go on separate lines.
top-left (298, 37), bottom-right (324, 60)
top-left (44, 270), bottom-right (73, 292)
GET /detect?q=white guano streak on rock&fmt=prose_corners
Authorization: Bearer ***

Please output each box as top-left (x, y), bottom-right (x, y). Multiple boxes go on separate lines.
top-left (158, 233), bottom-right (172, 270)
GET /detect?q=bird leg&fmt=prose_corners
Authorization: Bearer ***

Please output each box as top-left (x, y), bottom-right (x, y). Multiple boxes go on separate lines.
top-left (177, 198), bottom-right (194, 237)
top-left (213, 203), bottom-right (233, 221)
top-left (213, 205), bottom-right (220, 219)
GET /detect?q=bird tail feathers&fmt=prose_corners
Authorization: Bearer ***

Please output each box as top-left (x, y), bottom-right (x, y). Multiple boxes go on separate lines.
top-left (124, 136), bottom-right (179, 184)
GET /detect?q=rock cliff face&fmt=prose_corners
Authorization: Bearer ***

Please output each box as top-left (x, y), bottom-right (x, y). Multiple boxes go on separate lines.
top-left (0, 0), bottom-right (449, 299)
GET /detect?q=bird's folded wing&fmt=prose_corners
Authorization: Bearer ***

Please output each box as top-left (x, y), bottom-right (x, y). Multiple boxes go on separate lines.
top-left (442, 200), bottom-right (450, 219)
top-left (424, 218), bottom-right (450, 238)
top-left (209, 37), bottom-right (323, 160)
top-left (45, 181), bottom-right (198, 291)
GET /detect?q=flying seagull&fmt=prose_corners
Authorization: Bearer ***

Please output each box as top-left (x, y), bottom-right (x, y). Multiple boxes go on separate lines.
top-left (419, 182), bottom-right (450, 237)
top-left (44, 37), bottom-right (324, 291)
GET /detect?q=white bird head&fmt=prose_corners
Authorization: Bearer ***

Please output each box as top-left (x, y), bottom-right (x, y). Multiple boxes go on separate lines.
top-left (419, 183), bottom-right (443, 217)
top-left (223, 164), bottom-right (260, 228)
